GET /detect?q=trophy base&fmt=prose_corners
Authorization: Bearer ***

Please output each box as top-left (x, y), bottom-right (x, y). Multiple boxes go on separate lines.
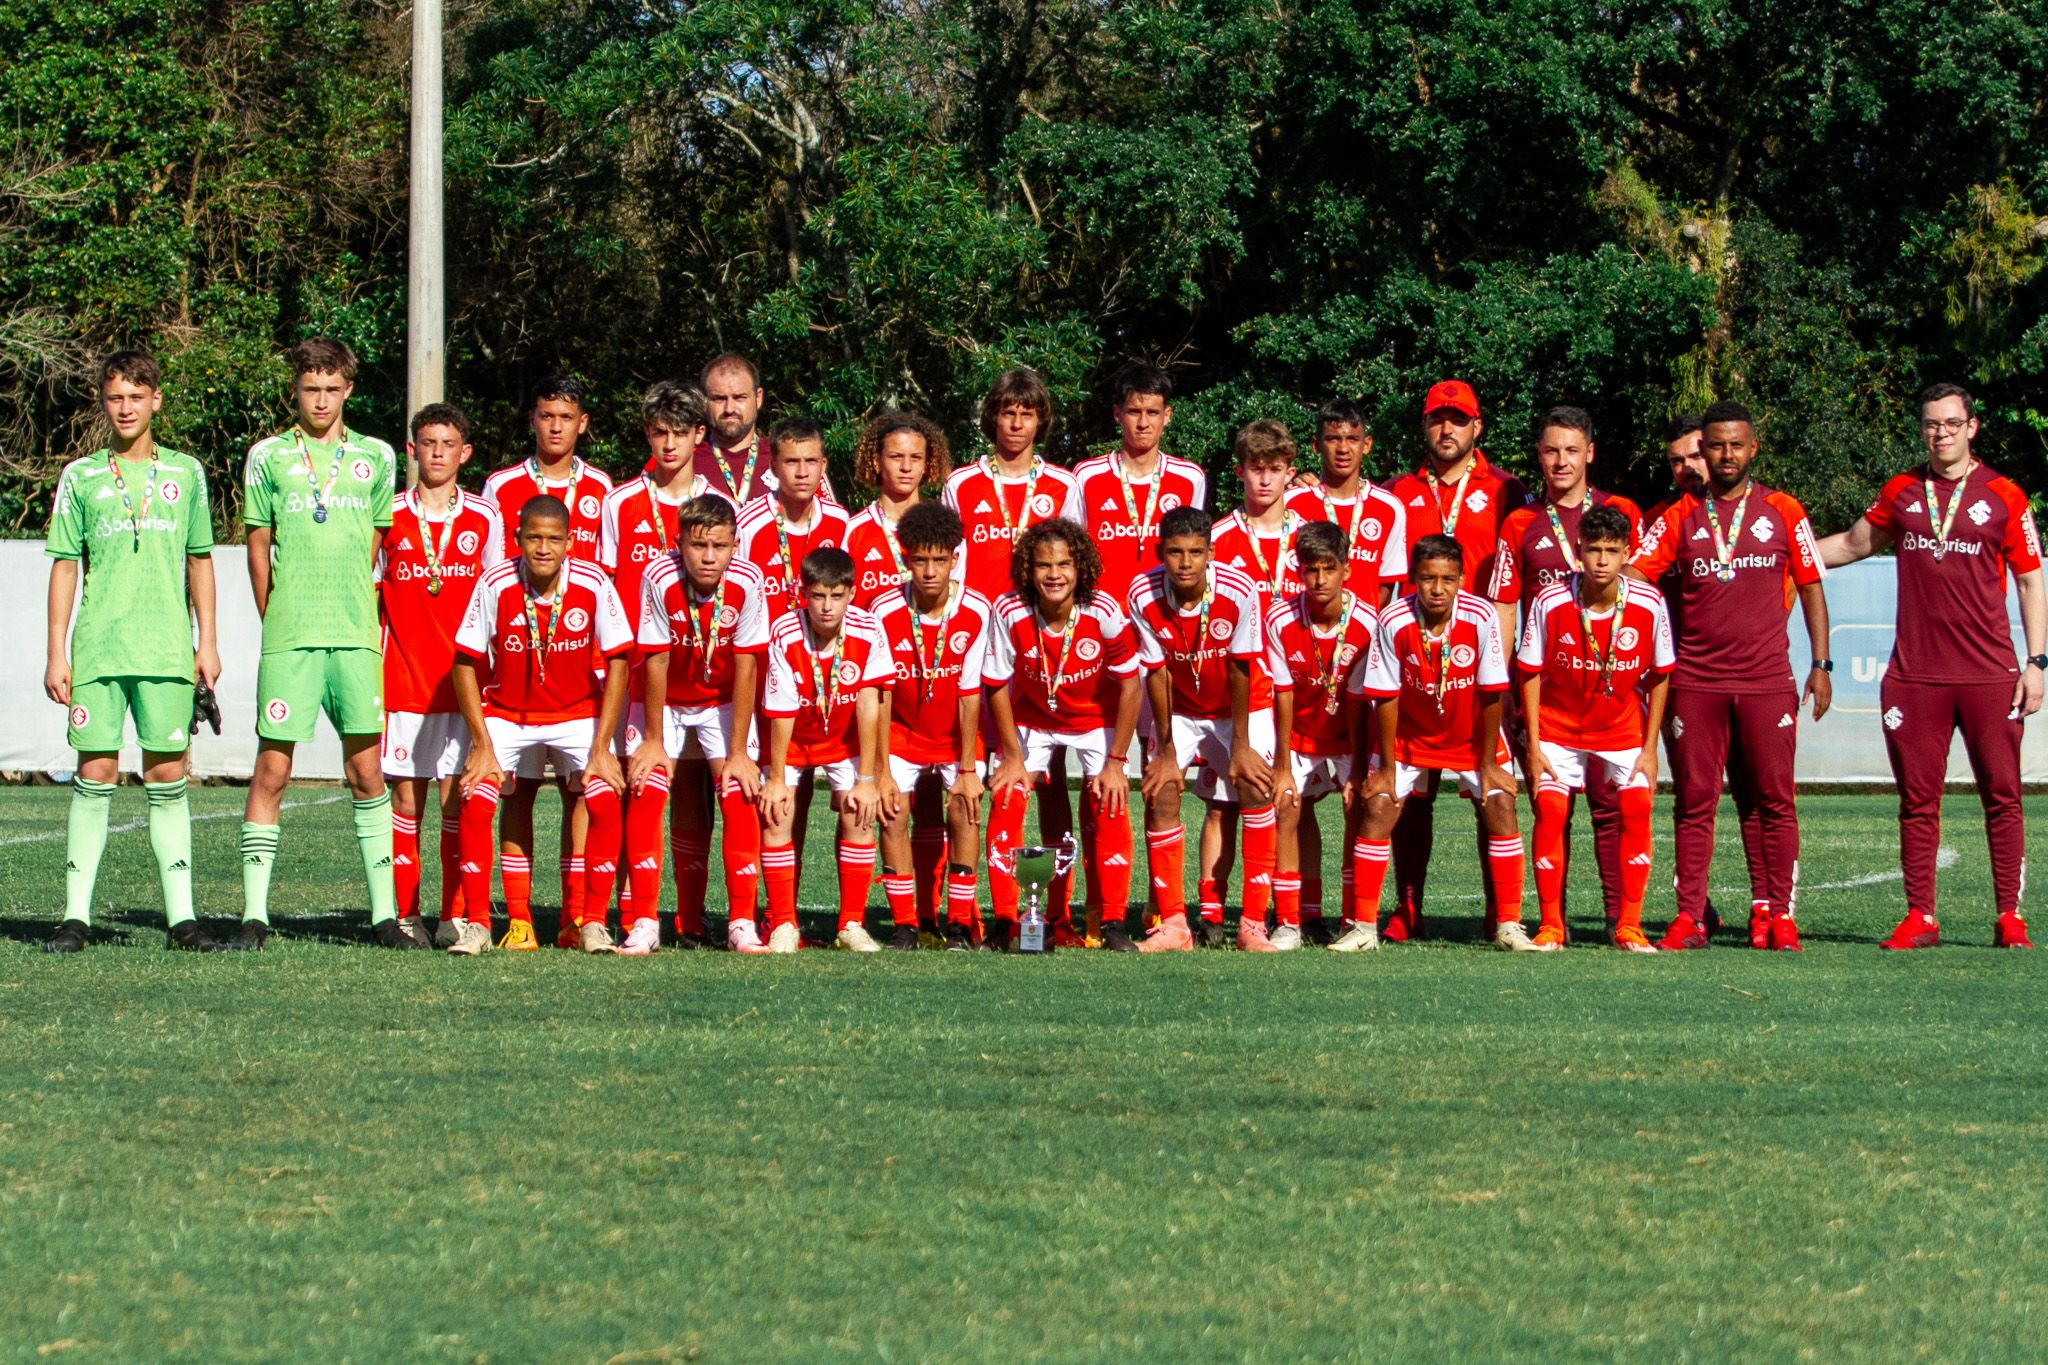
top-left (1018, 919), bottom-right (1049, 954)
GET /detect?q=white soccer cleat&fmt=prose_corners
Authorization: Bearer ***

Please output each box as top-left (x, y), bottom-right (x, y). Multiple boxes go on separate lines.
top-left (579, 921), bottom-right (617, 954)
top-left (1269, 923), bottom-right (1304, 952)
top-left (834, 923), bottom-right (882, 952)
top-left (1494, 920), bottom-right (1553, 953)
top-left (766, 922), bottom-right (801, 954)
top-left (1328, 922), bottom-right (1380, 953)
top-left (448, 921), bottom-right (493, 956)
top-left (727, 918), bottom-right (770, 954)
top-left (618, 918), bottom-right (661, 956)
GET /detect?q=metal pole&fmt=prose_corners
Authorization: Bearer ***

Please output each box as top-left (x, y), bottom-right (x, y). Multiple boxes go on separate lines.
top-left (404, 0), bottom-right (446, 486)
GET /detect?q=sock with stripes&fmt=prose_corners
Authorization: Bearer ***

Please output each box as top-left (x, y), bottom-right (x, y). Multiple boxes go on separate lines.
top-left (762, 842), bottom-right (798, 931)
top-left (460, 781), bottom-right (503, 924)
top-left (64, 777), bottom-right (116, 926)
top-left (911, 828), bottom-right (947, 928)
top-left (1351, 838), bottom-right (1390, 928)
top-left (439, 816), bottom-right (467, 921)
top-left (144, 779), bottom-right (195, 928)
top-left (946, 864), bottom-right (979, 927)
top-left (1147, 825), bottom-right (1187, 924)
top-left (353, 792), bottom-right (398, 925)
top-left (1532, 784), bottom-right (1572, 934)
top-left (1197, 877), bottom-right (1225, 925)
top-left (882, 865), bottom-right (918, 927)
top-left (623, 767), bottom-right (673, 926)
top-left (1617, 786), bottom-right (1654, 934)
top-left (1083, 783), bottom-right (1130, 931)
top-left (837, 839), bottom-right (877, 931)
top-left (1273, 871), bottom-right (1302, 928)
top-left (1241, 804), bottom-right (1277, 926)
top-left (719, 782), bottom-right (762, 931)
top-left (391, 809), bottom-right (421, 917)
top-left (1485, 834), bottom-right (1527, 927)
top-left (986, 784), bottom-right (1029, 923)
top-left (240, 821), bottom-right (280, 925)
top-left (580, 778), bottom-right (623, 926)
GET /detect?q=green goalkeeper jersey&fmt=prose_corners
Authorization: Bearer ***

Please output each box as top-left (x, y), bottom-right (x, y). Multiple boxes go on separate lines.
top-left (243, 426), bottom-right (395, 652)
top-left (45, 447), bottom-right (214, 684)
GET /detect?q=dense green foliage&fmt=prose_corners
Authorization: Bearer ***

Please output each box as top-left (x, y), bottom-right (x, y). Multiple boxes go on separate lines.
top-left (2, 0), bottom-right (2043, 534)
top-left (5, 788), bottom-right (2048, 1358)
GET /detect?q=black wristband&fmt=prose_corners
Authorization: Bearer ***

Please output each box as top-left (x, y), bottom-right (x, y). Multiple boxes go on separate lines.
top-left (2028, 654), bottom-right (2048, 670)
top-left (1810, 659), bottom-right (1833, 673)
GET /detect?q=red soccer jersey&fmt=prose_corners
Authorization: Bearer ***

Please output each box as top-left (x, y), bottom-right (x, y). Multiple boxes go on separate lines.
top-left (871, 587), bottom-right (993, 764)
top-left (734, 494), bottom-right (851, 622)
top-left (761, 606), bottom-right (896, 766)
top-left (1211, 509), bottom-right (1307, 622)
top-left (1387, 452), bottom-right (1528, 591)
top-left (841, 504), bottom-right (969, 610)
top-left (482, 458), bottom-right (615, 561)
top-left (455, 559), bottom-right (634, 724)
top-left (1069, 451), bottom-right (1209, 605)
top-left (1515, 577), bottom-right (1676, 751)
top-left (378, 490), bottom-right (506, 714)
top-left (1864, 463), bottom-right (2042, 684)
top-left (1355, 590), bottom-right (1510, 770)
top-left (1127, 563), bottom-right (1270, 719)
top-left (1284, 482), bottom-right (1411, 601)
top-left (636, 555), bottom-right (771, 709)
top-left (1488, 491), bottom-right (1645, 607)
top-left (598, 473), bottom-right (737, 699)
top-left (982, 590), bottom-right (1141, 733)
top-left (942, 458), bottom-right (1085, 601)
top-left (1264, 593), bottom-right (1379, 756)
top-left (1630, 482), bottom-right (1824, 694)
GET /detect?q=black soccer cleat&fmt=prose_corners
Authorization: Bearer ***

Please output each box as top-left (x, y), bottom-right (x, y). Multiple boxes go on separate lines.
top-left (983, 921), bottom-right (1015, 953)
top-left (670, 930), bottom-right (710, 951)
top-left (373, 918), bottom-right (430, 950)
top-left (886, 924), bottom-right (920, 951)
top-left (167, 921), bottom-right (223, 952)
top-left (1302, 915), bottom-right (1334, 947)
top-left (944, 922), bottom-right (975, 952)
top-left (1197, 919), bottom-right (1229, 949)
top-left (45, 919), bottom-right (89, 954)
top-left (1100, 922), bottom-right (1139, 953)
top-left (229, 920), bottom-right (269, 951)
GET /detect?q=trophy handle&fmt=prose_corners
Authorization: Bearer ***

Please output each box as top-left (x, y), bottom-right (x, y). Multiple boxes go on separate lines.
top-left (1053, 832), bottom-right (1078, 877)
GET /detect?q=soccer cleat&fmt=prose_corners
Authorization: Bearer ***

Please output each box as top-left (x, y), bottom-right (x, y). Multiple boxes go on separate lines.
top-left (944, 922), bottom-right (975, 952)
top-left (44, 919), bottom-right (89, 954)
top-left (1052, 923), bottom-right (1090, 950)
top-left (1099, 922), bottom-right (1138, 953)
top-left (1880, 910), bottom-right (1940, 951)
top-left (671, 930), bottom-right (710, 950)
top-left (167, 922), bottom-right (222, 953)
top-left (1328, 922), bottom-right (1380, 952)
top-left (766, 922), bottom-right (801, 954)
top-left (1197, 918), bottom-right (1229, 949)
top-left (1612, 925), bottom-right (1659, 954)
top-left (1302, 916), bottom-right (1334, 947)
top-left (499, 920), bottom-right (539, 952)
top-left (449, 920), bottom-right (494, 955)
top-left (918, 926), bottom-right (946, 950)
top-left (1140, 917), bottom-right (1195, 952)
top-left (1269, 922), bottom-right (1304, 952)
top-left (1767, 916), bottom-right (1804, 952)
top-left (983, 921), bottom-right (1015, 953)
top-left (1532, 922), bottom-right (1568, 951)
top-left (229, 919), bottom-right (269, 952)
top-left (374, 918), bottom-right (430, 950)
top-left (395, 915), bottom-right (433, 949)
top-left (835, 923), bottom-right (882, 952)
top-left (432, 917), bottom-right (462, 950)
top-left (727, 919), bottom-right (770, 954)
top-left (580, 921), bottom-right (617, 954)
top-left (1380, 905), bottom-right (1416, 943)
top-left (618, 919), bottom-right (661, 956)
top-left (886, 924), bottom-right (921, 951)
top-left (1747, 904), bottom-right (1775, 950)
top-left (1995, 911), bottom-right (2033, 949)
top-left (1657, 913), bottom-right (1709, 952)
top-left (1236, 920), bottom-right (1280, 952)
top-left (1704, 900), bottom-right (1724, 939)
top-left (1494, 920), bottom-right (1551, 953)
top-left (555, 918), bottom-right (580, 950)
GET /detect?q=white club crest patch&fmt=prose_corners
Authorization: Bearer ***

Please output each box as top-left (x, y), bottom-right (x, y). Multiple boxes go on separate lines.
top-left (457, 530), bottom-right (481, 556)
top-left (160, 479), bottom-right (182, 503)
top-left (1465, 490), bottom-right (1489, 513)
top-left (948, 631), bottom-right (972, 654)
top-left (1884, 706), bottom-right (1904, 731)
top-left (1074, 637), bottom-right (1102, 661)
top-left (579, 495), bottom-right (601, 518)
top-left (1029, 493), bottom-right (1056, 518)
top-left (266, 699), bottom-right (291, 723)
top-left (563, 607), bottom-right (590, 633)
top-left (68, 705), bottom-right (89, 730)
top-left (1450, 643), bottom-right (1477, 669)
top-left (1208, 618), bottom-right (1233, 641)
top-left (1160, 494), bottom-right (1182, 513)
top-left (1616, 626), bottom-right (1640, 651)
top-left (836, 660), bottom-right (863, 687)
top-left (717, 605), bottom-right (740, 628)
top-left (351, 459), bottom-right (374, 482)
top-left (1361, 519), bottom-right (1382, 542)
top-left (1750, 516), bottom-right (1775, 542)
top-left (1967, 499), bottom-right (1992, 527)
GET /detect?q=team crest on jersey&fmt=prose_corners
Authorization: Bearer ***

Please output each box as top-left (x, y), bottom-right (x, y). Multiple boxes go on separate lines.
top-left (563, 607), bottom-right (590, 633)
top-left (457, 530), bottom-right (480, 556)
top-left (1750, 516), bottom-right (1775, 542)
top-left (160, 479), bottom-right (182, 503)
top-left (351, 458), bottom-right (374, 483)
top-left (1335, 646), bottom-right (1356, 670)
top-left (1208, 618), bottom-right (1233, 641)
top-left (1029, 492), bottom-right (1057, 518)
top-left (68, 704), bottom-right (89, 730)
top-left (267, 699), bottom-right (291, 723)
top-left (1968, 499), bottom-right (1992, 526)
top-left (1450, 643), bottom-right (1477, 668)
top-left (1464, 490), bottom-right (1488, 513)
top-left (1360, 519), bottom-right (1382, 543)
top-left (836, 660), bottom-right (862, 687)
top-left (1160, 494), bottom-right (1182, 513)
top-left (1075, 637), bottom-right (1101, 661)
top-left (717, 604), bottom-right (739, 628)
top-left (579, 495), bottom-right (601, 517)
top-left (949, 630), bottom-right (972, 654)
top-left (1281, 549), bottom-right (1299, 570)
top-left (1616, 626), bottom-right (1640, 651)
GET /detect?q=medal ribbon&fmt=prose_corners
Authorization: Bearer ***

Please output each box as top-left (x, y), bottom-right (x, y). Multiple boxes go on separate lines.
top-left (803, 615), bottom-right (846, 724)
top-left (684, 584), bottom-right (722, 681)
top-left (1421, 618), bottom-right (1452, 706)
top-left (1037, 609), bottom-right (1077, 713)
top-left (521, 568), bottom-right (564, 680)
top-left (1425, 460), bottom-right (1475, 538)
top-left (1701, 484), bottom-right (1752, 582)
top-left (1115, 454), bottom-right (1165, 546)
top-left (1923, 470), bottom-right (1969, 562)
top-left (1318, 488), bottom-right (1364, 552)
top-left (722, 433), bottom-right (763, 502)
top-left (1575, 577), bottom-right (1627, 697)
top-left (1544, 502), bottom-right (1581, 573)
top-left (988, 455), bottom-right (1044, 539)
top-left (417, 489), bottom-right (462, 595)
top-left (908, 582), bottom-right (957, 684)
top-left (1243, 511), bottom-right (1299, 597)
top-left (1311, 593), bottom-right (1356, 714)
top-left (647, 473), bottom-right (706, 553)
top-left (106, 451), bottom-right (160, 552)
top-left (525, 455), bottom-right (583, 496)
top-left (879, 509), bottom-right (910, 592)
top-left (294, 427), bottom-right (348, 522)
top-left (1182, 570), bottom-right (1216, 703)
top-left (773, 500), bottom-right (809, 603)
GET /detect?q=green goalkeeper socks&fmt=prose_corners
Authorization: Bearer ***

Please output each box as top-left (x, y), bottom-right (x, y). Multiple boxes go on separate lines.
top-left (144, 780), bottom-right (195, 928)
top-left (354, 792), bottom-right (398, 925)
top-left (240, 822), bottom-right (279, 924)
top-left (64, 778), bottom-right (117, 925)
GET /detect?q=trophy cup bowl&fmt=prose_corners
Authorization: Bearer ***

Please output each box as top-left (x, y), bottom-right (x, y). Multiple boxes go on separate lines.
top-left (988, 833), bottom-right (1078, 953)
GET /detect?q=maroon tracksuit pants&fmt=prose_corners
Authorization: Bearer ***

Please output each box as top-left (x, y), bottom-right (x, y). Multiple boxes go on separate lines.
top-left (1668, 687), bottom-right (1800, 919)
top-left (1879, 674), bottom-right (2025, 916)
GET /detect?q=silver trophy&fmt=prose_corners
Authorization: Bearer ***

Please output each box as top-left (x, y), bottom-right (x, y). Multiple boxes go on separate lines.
top-left (989, 833), bottom-right (1078, 953)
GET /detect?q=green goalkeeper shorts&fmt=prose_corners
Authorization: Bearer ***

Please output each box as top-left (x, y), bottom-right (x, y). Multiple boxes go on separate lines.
top-left (256, 647), bottom-right (384, 742)
top-left (66, 676), bottom-right (195, 753)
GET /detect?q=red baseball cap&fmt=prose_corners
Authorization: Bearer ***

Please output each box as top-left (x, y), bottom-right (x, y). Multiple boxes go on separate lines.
top-left (1423, 380), bottom-right (1481, 418)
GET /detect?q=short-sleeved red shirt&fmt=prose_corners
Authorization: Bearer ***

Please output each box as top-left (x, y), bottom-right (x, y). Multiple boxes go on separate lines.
top-left (981, 590), bottom-right (1141, 734)
top-left (482, 459), bottom-right (615, 561)
top-left (941, 459), bottom-right (1085, 602)
top-left (1069, 451), bottom-right (1208, 605)
top-left (1284, 482), bottom-right (1410, 601)
top-left (1515, 577), bottom-right (1675, 750)
top-left (1126, 563), bottom-right (1270, 719)
top-left (636, 556), bottom-right (771, 709)
top-left (455, 559), bottom-right (634, 723)
top-left (1386, 452), bottom-right (1529, 591)
top-left (871, 588), bottom-right (994, 764)
top-left (1488, 490), bottom-right (1644, 608)
top-left (1264, 594), bottom-right (1378, 756)
top-left (1355, 589), bottom-right (1510, 770)
top-left (379, 490), bottom-right (505, 714)
top-left (761, 607), bottom-right (896, 766)
top-left (734, 494), bottom-right (851, 622)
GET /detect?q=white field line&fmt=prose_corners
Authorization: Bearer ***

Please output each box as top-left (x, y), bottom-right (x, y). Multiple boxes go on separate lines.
top-left (0, 792), bottom-right (347, 847)
top-left (1405, 846), bottom-right (1958, 902)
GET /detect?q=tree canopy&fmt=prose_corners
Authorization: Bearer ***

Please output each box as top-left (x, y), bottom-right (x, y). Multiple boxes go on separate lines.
top-left (2, 0), bottom-right (2042, 533)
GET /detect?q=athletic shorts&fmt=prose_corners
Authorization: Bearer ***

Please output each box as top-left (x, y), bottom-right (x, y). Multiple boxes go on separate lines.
top-left (66, 676), bottom-right (193, 753)
top-left (485, 716), bottom-right (594, 779)
top-left (888, 753), bottom-right (960, 792)
top-left (776, 759), bottom-right (863, 794)
top-left (382, 710), bottom-right (469, 779)
top-left (1167, 711), bottom-right (1277, 805)
top-left (1533, 741), bottom-right (1650, 796)
top-left (659, 701), bottom-right (738, 761)
top-left (1289, 749), bottom-right (1352, 802)
top-left (257, 646), bottom-right (383, 742)
top-left (1375, 757), bottom-right (1495, 803)
top-left (1018, 725), bottom-right (1126, 779)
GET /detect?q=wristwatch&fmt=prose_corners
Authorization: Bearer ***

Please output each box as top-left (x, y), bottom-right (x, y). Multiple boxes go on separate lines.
top-left (2028, 654), bottom-right (2048, 670)
top-left (1810, 658), bottom-right (1833, 672)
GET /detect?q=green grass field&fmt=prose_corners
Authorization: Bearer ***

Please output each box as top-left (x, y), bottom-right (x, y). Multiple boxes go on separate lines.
top-left (4, 785), bottom-right (2046, 1361)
